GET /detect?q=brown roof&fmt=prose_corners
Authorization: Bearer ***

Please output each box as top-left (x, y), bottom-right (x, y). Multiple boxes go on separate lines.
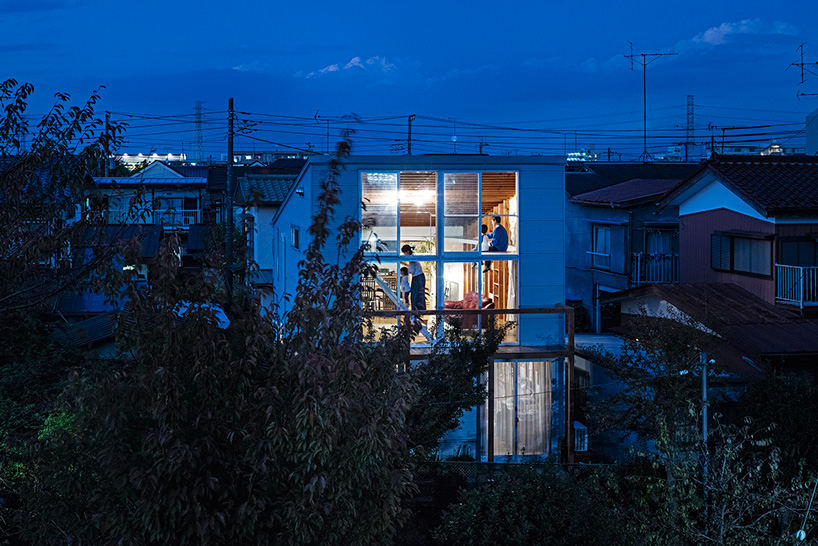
top-left (671, 155), bottom-right (818, 216)
top-left (602, 283), bottom-right (818, 376)
top-left (571, 178), bottom-right (681, 207)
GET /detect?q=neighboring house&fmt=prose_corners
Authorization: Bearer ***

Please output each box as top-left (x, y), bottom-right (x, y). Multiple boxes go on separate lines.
top-left (565, 162), bottom-right (700, 332)
top-left (601, 282), bottom-right (818, 378)
top-left (90, 161), bottom-right (209, 232)
top-left (271, 154), bottom-right (573, 462)
top-left (663, 155), bottom-right (818, 311)
top-left (234, 159), bottom-right (307, 308)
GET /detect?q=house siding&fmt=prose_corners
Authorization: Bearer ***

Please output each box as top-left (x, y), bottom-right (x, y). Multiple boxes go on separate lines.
top-left (680, 208), bottom-right (775, 302)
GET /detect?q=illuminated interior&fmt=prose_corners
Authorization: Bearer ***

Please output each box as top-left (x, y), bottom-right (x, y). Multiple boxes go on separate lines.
top-left (362, 171), bottom-right (518, 344)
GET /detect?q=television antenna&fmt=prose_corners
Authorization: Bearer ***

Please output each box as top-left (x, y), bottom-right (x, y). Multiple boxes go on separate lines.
top-left (625, 41), bottom-right (678, 162)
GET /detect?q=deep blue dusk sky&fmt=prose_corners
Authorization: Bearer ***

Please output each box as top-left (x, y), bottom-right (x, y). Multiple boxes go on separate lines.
top-left (4, 0), bottom-right (818, 158)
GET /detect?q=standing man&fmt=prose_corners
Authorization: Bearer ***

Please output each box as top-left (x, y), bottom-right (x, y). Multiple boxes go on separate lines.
top-left (484, 216), bottom-right (508, 272)
top-left (401, 244), bottom-right (426, 313)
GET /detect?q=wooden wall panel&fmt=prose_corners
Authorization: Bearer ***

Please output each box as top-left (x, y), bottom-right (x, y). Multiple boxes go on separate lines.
top-left (680, 208), bottom-right (775, 303)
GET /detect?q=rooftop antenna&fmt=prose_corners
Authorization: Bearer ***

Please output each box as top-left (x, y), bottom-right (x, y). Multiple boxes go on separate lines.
top-left (625, 41), bottom-right (678, 163)
top-left (790, 43), bottom-right (818, 85)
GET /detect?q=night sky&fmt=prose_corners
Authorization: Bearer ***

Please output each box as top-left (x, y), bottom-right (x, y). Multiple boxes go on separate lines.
top-left (4, 0), bottom-right (818, 159)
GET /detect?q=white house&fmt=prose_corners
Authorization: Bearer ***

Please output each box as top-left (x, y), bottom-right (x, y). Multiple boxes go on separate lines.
top-left (270, 154), bottom-right (574, 462)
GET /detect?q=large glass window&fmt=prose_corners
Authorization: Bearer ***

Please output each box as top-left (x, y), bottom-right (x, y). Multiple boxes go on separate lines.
top-left (444, 173), bottom-right (480, 252)
top-left (400, 172), bottom-right (436, 255)
top-left (362, 172), bottom-right (398, 253)
top-left (361, 170), bottom-right (518, 345)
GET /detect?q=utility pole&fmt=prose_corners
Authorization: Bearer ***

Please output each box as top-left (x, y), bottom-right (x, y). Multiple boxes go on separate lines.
top-left (193, 101), bottom-right (204, 163)
top-left (225, 98), bottom-right (234, 307)
top-left (625, 42), bottom-right (678, 163)
top-left (685, 95), bottom-right (694, 162)
top-left (407, 114), bottom-right (415, 155)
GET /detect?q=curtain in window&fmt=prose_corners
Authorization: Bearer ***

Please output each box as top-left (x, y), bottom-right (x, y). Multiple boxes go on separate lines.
top-left (492, 361), bottom-right (551, 458)
top-left (517, 361), bottom-right (550, 456)
top-left (493, 361), bottom-right (515, 458)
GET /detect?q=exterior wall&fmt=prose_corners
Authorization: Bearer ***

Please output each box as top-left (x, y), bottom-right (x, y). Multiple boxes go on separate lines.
top-left (679, 208), bottom-right (775, 302)
top-left (564, 199), bottom-right (679, 332)
top-left (270, 165), bottom-right (315, 308)
top-left (271, 155), bottom-right (566, 461)
top-left (517, 163), bottom-right (564, 345)
top-left (678, 179), bottom-right (766, 221)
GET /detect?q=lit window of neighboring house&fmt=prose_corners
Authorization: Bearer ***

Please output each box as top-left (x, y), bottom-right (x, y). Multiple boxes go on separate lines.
top-left (590, 225), bottom-right (611, 270)
top-left (711, 232), bottom-right (772, 276)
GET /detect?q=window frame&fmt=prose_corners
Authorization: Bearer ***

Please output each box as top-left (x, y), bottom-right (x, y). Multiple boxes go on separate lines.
top-left (710, 232), bottom-right (772, 277)
top-left (589, 224), bottom-right (612, 270)
top-left (290, 225), bottom-right (300, 250)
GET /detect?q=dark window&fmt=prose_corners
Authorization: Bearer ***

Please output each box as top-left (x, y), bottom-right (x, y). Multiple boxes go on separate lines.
top-left (780, 240), bottom-right (818, 267)
top-left (711, 233), bottom-right (771, 276)
top-left (590, 225), bottom-right (611, 269)
top-left (291, 226), bottom-right (300, 250)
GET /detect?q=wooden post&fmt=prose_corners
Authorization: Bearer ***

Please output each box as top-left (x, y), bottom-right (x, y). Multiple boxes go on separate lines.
top-left (487, 357), bottom-right (495, 463)
top-left (565, 306), bottom-right (575, 464)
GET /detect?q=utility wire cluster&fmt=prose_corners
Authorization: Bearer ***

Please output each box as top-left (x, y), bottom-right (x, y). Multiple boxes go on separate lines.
top-left (51, 103), bottom-right (810, 161)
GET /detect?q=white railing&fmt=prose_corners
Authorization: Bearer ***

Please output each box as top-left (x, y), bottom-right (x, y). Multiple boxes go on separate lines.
top-left (776, 264), bottom-right (818, 308)
top-left (105, 209), bottom-right (200, 227)
top-left (631, 252), bottom-right (679, 284)
top-left (574, 421), bottom-right (588, 452)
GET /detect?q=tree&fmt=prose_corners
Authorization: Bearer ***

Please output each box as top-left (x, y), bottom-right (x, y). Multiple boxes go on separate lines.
top-left (0, 79), bottom-right (125, 316)
top-left (434, 465), bottom-right (632, 546)
top-left (592, 312), bottom-right (812, 545)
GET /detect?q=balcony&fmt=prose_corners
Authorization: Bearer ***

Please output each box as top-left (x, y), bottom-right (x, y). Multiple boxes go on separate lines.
top-left (775, 264), bottom-right (818, 308)
top-left (630, 252), bottom-right (679, 285)
top-left (105, 209), bottom-right (200, 229)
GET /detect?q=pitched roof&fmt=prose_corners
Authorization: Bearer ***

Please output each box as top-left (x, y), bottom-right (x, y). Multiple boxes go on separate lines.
top-left (571, 178), bottom-right (681, 207)
top-left (565, 162), bottom-right (701, 197)
top-left (702, 155), bottom-right (818, 216)
top-left (80, 225), bottom-right (163, 259)
top-left (602, 283), bottom-right (818, 375)
top-left (204, 158), bottom-right (307, 193)
top-left (91, 176), bottom-right (207, 187)
top-left (236, 173), bottom-right (297, 206)
top-left (55, 311), bottom-right (118, 346)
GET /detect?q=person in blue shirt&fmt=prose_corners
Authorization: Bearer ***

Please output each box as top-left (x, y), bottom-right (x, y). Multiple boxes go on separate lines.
top-left (401, 244), bottom-right (426, 312)
top-left (484, 216), bottom-right (509, 272)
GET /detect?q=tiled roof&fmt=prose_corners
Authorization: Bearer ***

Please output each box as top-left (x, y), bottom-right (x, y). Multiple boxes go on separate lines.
top-left (571, 178), bottom-right (681, 207)
top-left (706, 155), bottom-right (818, 215)
top-left (55, 311), bottom-right (118, 346)
top-left (565, 162), bottom-right (700, 196)
top-left (81, 225), bottom-right (163, 259)
top-left (206, 158), bottom-right (307, 193)
top-left (602, 283), bottom-right (818, 376)
top-left (91, 177), bottom-right (207, 186)
top-left (237, 174), bottom-right (297, 205)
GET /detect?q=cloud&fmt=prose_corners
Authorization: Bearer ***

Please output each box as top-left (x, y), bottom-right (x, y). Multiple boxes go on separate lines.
top-left (304, 56), bottom-right (395, 79)
top-left (672, 18), bottom-right (798, 54)
top-left (232, 61), bottom-right (273, 73)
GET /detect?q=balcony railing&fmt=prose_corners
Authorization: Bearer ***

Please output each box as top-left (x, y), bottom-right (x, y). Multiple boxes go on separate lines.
top-left (105, 209), bottom-right (200, 228)
top-left (631, 252), bottom-right (679, 285)
top-left (775, 264), bottom-right (818, 308)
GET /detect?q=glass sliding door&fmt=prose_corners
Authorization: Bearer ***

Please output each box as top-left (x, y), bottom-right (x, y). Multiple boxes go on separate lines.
top-left (491, 360), bottom-right (551, 460)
